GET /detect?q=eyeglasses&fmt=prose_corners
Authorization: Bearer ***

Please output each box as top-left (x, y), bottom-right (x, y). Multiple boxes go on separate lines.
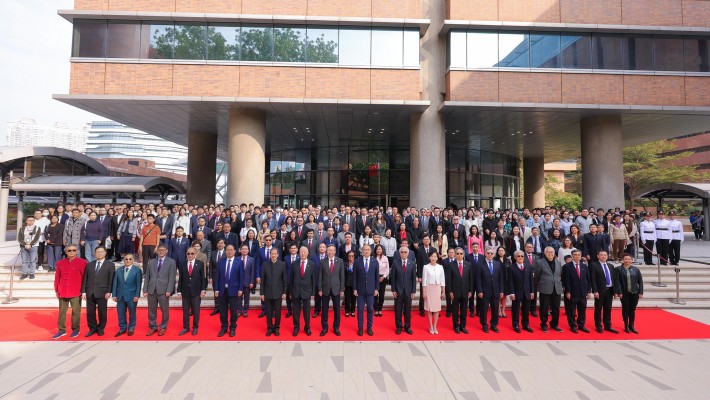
top-left (66, 249), bottom-right (77, 252)
top-left (455, 252), bottom-right (464, 255)
top-left (186, 252), bottom-right (196, 255)
top-left (123, 258), bottom-right (133, 261)
top-left (515, 255), bottom-right (524, 258)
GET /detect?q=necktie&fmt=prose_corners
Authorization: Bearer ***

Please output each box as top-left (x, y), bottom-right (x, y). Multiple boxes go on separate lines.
top-left (488, 262), bottom-right (493, 274)
top-left (188, 261), bottom-right (193, 276)
top-left (308, 239), bottom-right (312, 248)
top-left (403, 260), bottom-right (407, 273)
top-left (365, 259), bottom-right (369, 273)
top-left (319, 231), bottom-right (323, 240)
top-left (519, 264), bottom-right (524, 271)
top-left (528, 254), bottom-right (532, 265)
top-left (243, 257), bottom-right (247, 270)
top-left (474, 255), bottom-right (478, 264)
top-left (575, 263), bottom-right (580, 278)
top-left (95, 261), bottom-right (101, 273)
top-left (300, 261), bottom-right (305, 278)
top-left (157, 259), bottom-right (163, 273)
top-left (177, 238), bottom-right (181, 246)
top-left (533, 237), bottom-right (538, 252)
top-left (217, 251), bottom-right (222, 263)
top-left (298, 227), bottom-right (302, 237)
top-left (459, 262), bottom-right (463, 277)
top-left (330, 259), bottom-right (334, 273)
top-left (124, 267), bottom-right (129, 280)
top-left (603, 263), bottom-right (611, 286)
top-left (226, 259), bottom-right (232, 283)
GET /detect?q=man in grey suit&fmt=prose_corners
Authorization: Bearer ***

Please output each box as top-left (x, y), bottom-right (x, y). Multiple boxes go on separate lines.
top-left (534, 246), bottom-right (564, 333)
top-left (260, 248), bottom-right (288, 337)
top-left (142, 244), bottom-right (177, 336)
top-left (319, 244), bottom-right (345, 336)
top-left (391, 246), bottom-right (417, 335)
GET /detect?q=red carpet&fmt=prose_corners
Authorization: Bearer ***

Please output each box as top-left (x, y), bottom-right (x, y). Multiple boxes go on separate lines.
top-left (1, 307), bottom-right (709, 341)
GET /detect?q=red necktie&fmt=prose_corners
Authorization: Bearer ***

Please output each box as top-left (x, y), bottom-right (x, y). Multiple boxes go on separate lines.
top-left (188, 261), bottom-right (193, 276)
top-left (528, 254), bottom-right (532, 265)
top-left (459, 262), bottom-right (463, 277)
top-left (330, 259), bottom-right (334, 273)
top-left (519, 264), bottom-right (524, 271)
top-left (575, 263), bottom-right (580, 278)
top-left (308, 239), bottom-right (312, 248)
top-left (403, 260), bottom-right (407, 273)
top-left (298, 227), bottom-right (302, 236)
top-left (301, 261), bottom-right (305, 278)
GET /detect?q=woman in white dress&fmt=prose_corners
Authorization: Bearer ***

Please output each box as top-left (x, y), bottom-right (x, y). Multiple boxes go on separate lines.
top-left (422, 251), bottom-right (445, 334)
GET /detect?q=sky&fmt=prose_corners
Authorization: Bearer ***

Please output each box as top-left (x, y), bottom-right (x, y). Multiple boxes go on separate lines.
top-left (0, 0), bottom-right (104, 134)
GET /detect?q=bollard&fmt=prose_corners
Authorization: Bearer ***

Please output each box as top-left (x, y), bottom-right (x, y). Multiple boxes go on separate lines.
top-left (669, 267), bottom-right (686, 305)
top-left (2, 264), bottom-right (20, 304)
top-left (652, 256), bottom-right (666, 287)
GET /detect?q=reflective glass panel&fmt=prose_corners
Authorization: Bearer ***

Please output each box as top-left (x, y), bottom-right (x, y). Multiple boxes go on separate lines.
top-left (371, 29), bottom-right (403, 67)
top-left (141, 22), bottom-right (174, 59)
top-left (467, 31), bottom-right (498, 68)
top-left (73, 20), bottom-right (106, 57)
top-left (274, 26), bottom-right (305, 62)
top-left (403, 29), bottom-right (420, 67)
top-left (306, 27), bottom-right (338, 63)
top-left (498, 33), bottom-right (529, 67)
top-left (339, 28), bottom-right (370, 66)
top-left (684, 37), bottom-right (710, 72)
top-left (207, 25), bottom-right (240, 60)
top-left (107, 21), bottom-right (140, 58)
top-left (591, 35), bottom-right (623, 69)
top-left (560, 34), bottom-right (592, 69)
top-left (449, 30), bottom-right (467, 68)
top-left (624, 36), bottom-right (653, 70)
top-left (174, 24), bottom-right (206, 60)
top-left (530, 33), bottom-right (560, 68)
top-left (654, 37), bottom-right (684, 71)
top-left (241, 26), bottom-right (273, 61)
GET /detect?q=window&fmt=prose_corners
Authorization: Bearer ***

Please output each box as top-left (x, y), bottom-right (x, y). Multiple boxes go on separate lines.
top-left (141, 22), bottom-right (175, 59)
top-left (403, 29), bottom-right (420, 67)
top-left (449, 31), bottom-right (467, 68)
top-left (560, 34), bottom-right (591, 69)
top-left (592, 35), bottom-right (623, 69)
top-left (241, 26), bottom-right (273, 62)
top-left (173, 24), bottom-right (206, 60)
top-left (467, 31), bottom-right (498, 68)
top-left (274, 26), bottom-right (305, 62)
top-left (684, 37), bottom-right (710, 72)
top-left (654, 37), bottom-right (684, 71)
top-left (530, 33), bottom-right (560, 68)
top-left (371, 29), bottom-right (403, 67)
top-left (306, 27), bottom-right (338, 63)
top-left (107, 21), bottom-right (140, 58)
top-left (624, 36), bottom-right (653, 71)
top-left (208, 25), bottom-right (240, 60)
top-left (338, 28), bottom-right (370, 66)
top-left (73, 19), bottom-right (106, 57)
top-left (498, 33), bottom-right (529, 68)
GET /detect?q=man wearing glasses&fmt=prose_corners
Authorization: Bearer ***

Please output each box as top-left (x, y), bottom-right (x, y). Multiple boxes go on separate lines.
top-left (446, 248), bottom-right (475, 334)
top-left (177, 248), bottom-right (208, 336)
top-left (112, 253), bottom-right (142, 337)
top-left (52, 245), bottom-right (87, 339)
top-left (508, 250), bottom-right (535, 333)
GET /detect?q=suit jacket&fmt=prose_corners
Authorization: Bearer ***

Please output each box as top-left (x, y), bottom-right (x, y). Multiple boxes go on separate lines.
top-left (301, 237), bottom-right (320, 255)
top-left (526, 235), bottom-right (547, 253)
top-left (416, 246), bottom-right (437, 279)
top-left (338, 242), bottom-right (359, 260)
top-left (260, 260), bottom-right (288, 300)
top-left (283, 253), bottom-right (299, 283)
top-left (191, 225), bottom-right (212, 240)
top-left (590, 261), bottom-right (617, 294)
top-left (214, 257), bottom-right (244, 297)
top-left (447, 224), bottom-right (467, 243)
top-left (168, 236), bottom-right (190, 267)
top-left (583, 233), bottom-right (604, 259)
top-left (143, 257), bottom-right (177, 295)
top-left (177, 259), bottom-right (207, 296)
top-left (98, 216), bottom-right (112, 241)
top-left (614, 266), bottom-right (644, 295)
top-left (111, 214), bottom-right (125, 238)
top-left (289, 258), bottom-right (317, 299)
top-left (258, 246), bottom-right (278, 278)
top-left (445, 259), bottom-right (475, 298)
top-left (319, 257), bottom-right (345, 295)
top-left (83, 259), bottom-right (116, 298)
top-left (534, 257), bottom-right (563, 295)
top-left (112, 265), bottom-right (142, 302)
top-left (196, 239), bottom-right (212, 264)
top-left (390, 257), bottom-right (417, 296)
top-left (294, 225), bottom-right (310, 242)
top-left (158, 217), bottom-right (174, 241)
top-left (352, 256), bottom-right (379, 295)
top-left (562, 261), bottom-right (591, 297)
top-left (355, 216), bottom-right (372, 238)
top-left (311, 253), bottom-right (327, 285)
top-left (236, 255), bottom-right (257, 288)
top-left (477, 259), bottom-right (505, 298)
top-left (323, 236), bottom-right (340, 250)
top-left (507, 262), bottom-right (534, 299)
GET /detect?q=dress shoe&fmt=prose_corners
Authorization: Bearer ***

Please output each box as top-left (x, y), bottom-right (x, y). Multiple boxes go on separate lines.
top-left (357, 328), bottom-right (364, 336)
top-left (630, 327), bottom-right (639, 334)
top-left (229, 329), bottom-right (236, 337)
top-left (570, 327), bottom-right (578, 333)
top-left (513, 327), bottom-right (521, 333)
top-left (311, 312), bottom-right (319, 318)
top-left (30, 274), bottom-right (35, 279)
top-left (97, 331), bottom-right (104, 337)
top-left (258, 311), bottom-right (267, 318)
top-left (127, 331), bottom-right (134, 336)
top-left (192, 328), bottom-right (198, 336)
top-left (579, 327), bottom-right (590, 333)
top-left (395, 328), bottom-right (402, 335)
top-left (541, 326), bottom-right (548, 333)
top-left (530, 311), bottom-right (538, 317)
top-left (367, 328), bottom-right (373, 336)
top-left (320, 329), bottom-right (328, 337)
top-left (178, 329), bottom-right (189, 336)
top-left (242, 312), bottom-right (248, 318)
top-left (218, 329), bottom-right (227, 337)
top-left (605, 327), bottom-right (619, 334)
top-left (482, 326), bottom-right (489, 333)
top-left (157, 329), bottom-right (165, 336)
top-left (405, 328), bottom-right (413, 335)
top-left (460, 327), bottom-right (469, 334)
top-left (85, 330), bottom-right (96, 337)
top-left (305, 328), bottom-right (312, 336)
top-left (491, 326), bottom-right (499, 333)
top-left (274, 329), bottom-right (280, 337)
top-left (334, 329), bottom-right (341, 336)
top-left (266, 329), bottom-right (272, 337)
top-left (469, 311), bottom-right (475, 318)
top-left (115, 331), bottom-right (126, 337)
top-left (552, 326), bottom-right (563, 332)
top-left (624, 326), bottom-right (631, 333)
top-left (20, 274), bottom-right (28, 280)
top-left (596, 327), bottom-right (603, 333)
top-left (420, 311), bottom-right (425, 317)
top-left (146, 329), bottom-right (157, 337)
top-left (454, 326), bottom-right (460, 334)
top-left (523, 326), bottom-right (534, 333)
top-left (210, 309), bottom-right (219, 316)
top-left (292, 328), bottom-right (299, 337)
top-left (285, 311), bottom-right (292, 318)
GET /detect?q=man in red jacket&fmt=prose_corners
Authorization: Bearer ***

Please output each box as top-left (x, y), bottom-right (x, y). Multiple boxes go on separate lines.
top-left (53, 244), bottom-right (87, 339)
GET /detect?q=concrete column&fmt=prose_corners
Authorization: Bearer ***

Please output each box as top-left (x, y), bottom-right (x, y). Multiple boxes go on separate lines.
top-left (581, 115), bottom-right (625, 210)
top-left (227, 108), bottom-right (266, 206)
top-left (187, 131), bottom-right (218, 205)
top-left (0, 180), bottom-right (9, 242)
top-left (703, 198), bottom-right (710, 242)
top-left (410, 0), bottom-right (446, 209)
top-left (523, 156), bottom-right (545, 208)
top-left (17, 193), bottom-right (24, 232)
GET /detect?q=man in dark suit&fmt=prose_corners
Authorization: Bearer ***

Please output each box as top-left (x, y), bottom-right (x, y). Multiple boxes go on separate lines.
top-left (477, 247), bottom-right (505, 333)
top-left (465, 243), bottom-right (483, 317)
top-left (354, 208), bottom-right (371, 240)
top-left (447, 216), bottom-right (467, 243)
top-left (534, 247), bottom-right (564, 332)
top-left (168, 227), bottom-right (190, 269)
top-left (416, 236), bottom-right (436, 316)
top-left (236, 244), bottom-right (257, 317)
top-left (590, 250), bottom-right (619, 334)
top-left (391, 246), bottom-right (417, 335)
top-left (283, 243), bottom-right (299, 318)
top-left (83, 246), bottom-right (115, 337)
top-left (256, 236), bottom-right (278, 318)
top-left (353, 244), bottom-right (379, 336)
top-left (408, 218), bottom-right (425, 248)
top-left (289, 246), bottom-right (316, 336)
top-left (294, 217), bottom-right (309, 242)
top-left (522, 243), bottom-right (540, 317)
top-left (301, 229), bottom-right (319, 256)
top-left (142, 244), bottom-right (177, 336)
top-left (218, 223), bottom-right (239, 249)
top-left (260, 248), bottom-right (288, 337)
top-left (319, 245), bottom-right (345, 336)
top-left (441, 248), bottom-right (457, 317)
top-left (214, 244), bottom-right (243, 337)
top-left (177, 248), bottom-right (208, 336)
top-left (191, 217), bottom-right (212, 240)
top-left (209, 239), bottom-right (225, 316)
top-left (112, 252), bottom-right (141, 336)
top-left (563, 249), bottom-right (592, 333)
top-left (583, 224), bottom-right (604, 263)
top-left (97, 208), bottom-right (113, 247)
top-left (446, 247), bottom-right (475, 334)
top-left (526, 227), bottom-right (547, 257)
top-left (110, 206), bottom-right (125, 261)
top-left (157, 208), bottom-right (174, 245)
top-left (508, 250), bottom-right (535, 333)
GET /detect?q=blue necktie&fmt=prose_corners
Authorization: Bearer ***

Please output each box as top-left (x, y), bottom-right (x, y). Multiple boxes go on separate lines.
top-left (603, 263), bottom-right (611, 287)
top-left (365, 259), bottom-right (369, 273)
top-left (488, 262), bottom-right (493, 275)
top-left (157, 259), bottom-right (163, 273)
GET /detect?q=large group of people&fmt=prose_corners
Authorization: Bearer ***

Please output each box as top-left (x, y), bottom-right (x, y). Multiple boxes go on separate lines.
top-left (13, 201), bottom-right (671, 339)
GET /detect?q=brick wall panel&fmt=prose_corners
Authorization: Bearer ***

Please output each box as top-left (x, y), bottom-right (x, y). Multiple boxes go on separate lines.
top-left (108, 0), bottom-right (175, 12)
top-left (306, 0), bottom-right (341, 17)
top-left (447, 0), bottom-right (499, 20)
top-left (239, 66), bottom-right (306, 98)
top-left (370, 70), bottom-right (420, 100)
top-left (373, 0), bottom-right (421, 19)
top-left (561, 74), bottom-right (624, 104)
top-left (172, 65), bottom-right (240, 97)
top-left (560, 0), bottom-right (622, 24)
top-left (175, 0), bottom-right (240, 13)
top-left (74, 0), bottom-right (108, 10)
top-left (240, 0), bottom-right (307, 15)
top-left (338, 69), bottom-right (371, 99)
top-left (623, 75), bottom-right (685, 106)
top-left (498, 0), bottom-right (561, 23)
top-left (305, 68), bottom-right (340, 98)
top-left (70, 63), bottom-right (106, 94)
top-left (498, 72), bottom-right (561, 103)
top-left (104, 63), bottom-right (137, 95)
top-left (684, 77), bottom-right (710, 106)
top-left (446, 71), bottom-right (499, 102)
top-left (622, 0), bottom-right (682, 26)
top-left (682, 0), bottom-right (710, 27)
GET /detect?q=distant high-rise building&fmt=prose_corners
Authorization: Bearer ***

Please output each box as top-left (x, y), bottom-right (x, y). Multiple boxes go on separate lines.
top-left (85, 121), bottom-right (188, 174)
top-left (5, 118), bottom-right (87, 153)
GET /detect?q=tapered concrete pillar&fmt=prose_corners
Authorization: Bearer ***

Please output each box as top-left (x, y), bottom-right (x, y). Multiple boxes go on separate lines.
top-left (523, 156), bottom-right (545, 208)
top-left (410, 0), bottom-right (446, 209)
top-left (227, 108), bottom-right (266, 206)
top-left (581, 115), bottom-right (625, 210)
top-left (186, 131), bottom-right (217, 205)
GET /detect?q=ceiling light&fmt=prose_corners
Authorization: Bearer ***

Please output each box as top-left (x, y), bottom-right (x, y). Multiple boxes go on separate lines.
top-left (373, 112), bottom-right (379, 115)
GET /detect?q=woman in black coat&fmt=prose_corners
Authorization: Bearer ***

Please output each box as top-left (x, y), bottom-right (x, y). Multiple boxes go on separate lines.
top-left (615, 254), bottom-right (644, 334)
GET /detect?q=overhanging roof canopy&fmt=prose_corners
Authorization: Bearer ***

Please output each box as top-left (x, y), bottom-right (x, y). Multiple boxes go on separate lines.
top-left (634, 183), bottom-right (710, 201)
top-left (0, 146), bottom-right (110, 175)
top-left (11, 176), bottom-right (185, 194)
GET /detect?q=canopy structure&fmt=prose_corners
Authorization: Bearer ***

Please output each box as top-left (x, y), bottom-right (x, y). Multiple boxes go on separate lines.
top-left (11, 175), bottom-right (185, 198)
top-left (635, 183), bottom-right (710, 241)
top-left (0, 146), bottom-right (109, 177)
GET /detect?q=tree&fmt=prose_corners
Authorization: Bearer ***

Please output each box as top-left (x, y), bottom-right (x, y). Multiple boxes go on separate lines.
top-left (545, 174), bottom-right (582, 210)
top-left (624, 140), bottom-right (708, 208)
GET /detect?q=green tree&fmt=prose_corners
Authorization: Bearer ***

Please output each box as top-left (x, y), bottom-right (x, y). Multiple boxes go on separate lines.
top-left (172, 25), bottom-right (207, 60)
top-left (545, 174), bottom-right (582, 210)
top-left (624, 140), bottom-right (708, 207)
top-left (307, 33), bottom-right (338, 63)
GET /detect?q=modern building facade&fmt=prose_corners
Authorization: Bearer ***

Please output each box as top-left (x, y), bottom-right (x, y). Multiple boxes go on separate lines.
top-left (5, 118), bottom-right (87, 153)
top-left (57, 0), bottom-right (710, 209)
top-left (669, 131), bottom-right (710, 175)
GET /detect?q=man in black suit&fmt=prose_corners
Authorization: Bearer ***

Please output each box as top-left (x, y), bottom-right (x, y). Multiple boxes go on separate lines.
top-left (209, 239), bottom-right (226, 316)
top-left (354, 208), bottom-right (371, 239)
top-left (583, 224), bottom-right (604, 263)
top-left (110, 205), bottom-right (126, 261)
top-left (289, 246), bottom-right (316, 336)
top-left (590, 250), bottom-right (618, 333)
top-left (465, 243), bottom-right (483, 317)
top-left (218, 223), bottom-right (239, 249)
top-left (446, 247), bottom-right (475, 334)
top-left (319, 245), bottom-right (345, 336)
top-left (260, 248), bottom-right (288, 337)
top-left (441, 248), bottom-right (457, 317)
top-left (177, 248), bottom-right (207, 336)
top-left (82, 246), bottom-right (115, 337)
top-left (563, 249), bottom-right (592, 333)
top-left (294, 217), bottom-right (309, 242)
top-left (390, 246), bottom-right (417, 335)
top-left (508, 250), bottom-right (535, 333)
top-left (522, 243), bottom-right (540, 317)
top-left (416, 236), bottom-right (436, 316)
top-left (477, 247), bottom-right (505, 333)
top-left (353, 244), bottom-right (379, 336)
top-left (283, 243), bottom-right (300, 318)
top-left (447, 216), bottom-right (467, 243)
top-left (157, 208), bottom-right (174, 245)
